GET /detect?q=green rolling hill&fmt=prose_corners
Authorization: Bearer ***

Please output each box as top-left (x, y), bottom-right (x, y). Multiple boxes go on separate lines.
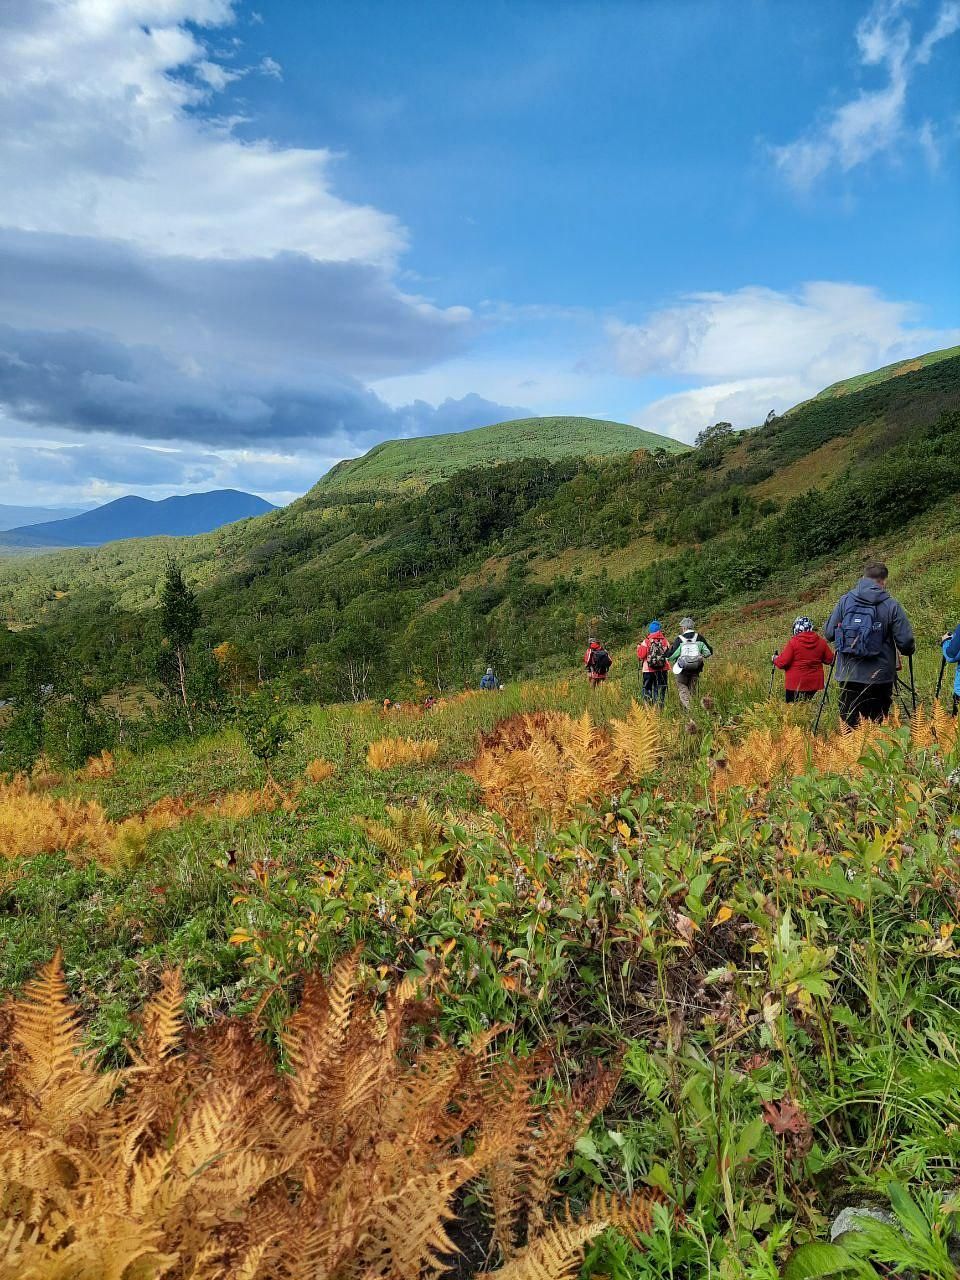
top-left (315, 415), bottom-right (687, 495)
top-left (811, 343), bottom-right (960, 402)
top-left (1, 349), bottom-right (959, 702)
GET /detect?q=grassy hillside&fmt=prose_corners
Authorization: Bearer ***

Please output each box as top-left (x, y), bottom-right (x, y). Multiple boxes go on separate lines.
top-left (1, 350), bottom-right (959, 702)
top-left (316, 414), bottom-right (686, 494)
top-left (812, 342), bottom-right (960, 401)
top-left (2, 556), bottom-right (960, 1274)
top-left (4, 351), bottom-right (960, 1275)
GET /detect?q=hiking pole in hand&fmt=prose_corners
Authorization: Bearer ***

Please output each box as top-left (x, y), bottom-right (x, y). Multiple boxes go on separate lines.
top-left (813, 659), bottom-right (835, 734)
top-left (768, 651), bottom-right (778, 698)
top-left (936, 654), bottom-right (947, 702)
top-left (907, 653), bottom-right (917, 714)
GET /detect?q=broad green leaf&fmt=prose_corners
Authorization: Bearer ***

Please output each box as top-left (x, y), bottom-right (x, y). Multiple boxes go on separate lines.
top-left (784, 1242), bottom-right (857, 1280)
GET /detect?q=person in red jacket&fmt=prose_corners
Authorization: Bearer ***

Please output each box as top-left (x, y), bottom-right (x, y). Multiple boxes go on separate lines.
top-left (773, 617), bottom-right (834, 702)
top-left (636, 620), bottom-right (670, 706)
top-left (583, 637), bottom-right (612, 686)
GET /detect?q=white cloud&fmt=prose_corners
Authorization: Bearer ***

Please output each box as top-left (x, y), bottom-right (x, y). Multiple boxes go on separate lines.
top-left (0, 0), bottom-right (401, 262)
top-left (611, 281), bottom-right (960, 441)
top-left (772, 0), bottom-right (960, 188)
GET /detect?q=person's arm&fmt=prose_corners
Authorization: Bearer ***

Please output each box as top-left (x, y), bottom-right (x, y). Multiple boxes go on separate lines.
top-left (891, 601), bottom-right (915, 656)
top-left (698, 635), bottom-right (713, 657)
top-left (824, 599), bottom-right (842, 643)
top-left (665, 637), bottom-right (681, 663)
top-left (636, 641), bottom-right (648, 662)
top-left (944, 624), bottom-right (960, 664)
top-left (774, 640), bottom-right (793, 670)
top-left (821, 637), bottom-right (835, 665)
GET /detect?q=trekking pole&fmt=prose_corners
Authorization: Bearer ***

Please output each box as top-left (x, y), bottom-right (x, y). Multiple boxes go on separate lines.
top-left (768, 651), bottom-right (778, 698)
top-left (813, 661), bottom-right (835, 735)
top-left (936, 654), bottom-right (947, 702)
top-left (907, 653), bottom-right (917, 714)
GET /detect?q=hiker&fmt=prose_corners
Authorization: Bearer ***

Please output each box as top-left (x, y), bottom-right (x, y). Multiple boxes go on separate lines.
top-left (636, 620), bottom-right (670, 707)
top-left (666, 617), bottom-right (713, 710)
top-left (773, 617), bottom-right (834, 703)
top-left (584, 637), bottom-right (612, 686)
top-left (480, 666), bottom-right (498, 691)
top-left (824, 561), bottom-right (915, 727)
top-left (942, 624), bottom-right (960, 715)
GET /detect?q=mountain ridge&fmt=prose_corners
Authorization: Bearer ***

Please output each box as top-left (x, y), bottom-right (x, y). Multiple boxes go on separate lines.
top-left (0, 503), bottom-right (94, 532)
top-left (0, 489), bottom-right (275, 550)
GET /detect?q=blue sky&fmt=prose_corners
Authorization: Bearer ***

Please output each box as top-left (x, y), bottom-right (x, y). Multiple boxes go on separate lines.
top-left (0, 0), bottom-right (957, 506)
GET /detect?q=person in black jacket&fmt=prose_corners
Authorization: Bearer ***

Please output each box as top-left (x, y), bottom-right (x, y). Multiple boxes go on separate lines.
top-left (824, 561), bottom-right (915, 726)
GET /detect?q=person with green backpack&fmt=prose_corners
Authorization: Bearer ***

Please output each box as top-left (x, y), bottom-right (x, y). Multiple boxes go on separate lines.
top-left (666, 617), bottom-right (714, 710)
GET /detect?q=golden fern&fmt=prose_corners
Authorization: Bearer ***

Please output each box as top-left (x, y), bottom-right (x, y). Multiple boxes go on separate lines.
top-left (932, 700), bottom-right (958, 752)
top-left (361, 799), bottom-right (445, 859)
top-left (0, 954), bottom-right (654, 1278)
top-left (482, 1189), bottom-right (664, 1280)
top-left (367, 736), bottom-right (440, 770)
top-left (610, 700), bottom-right (662, 780)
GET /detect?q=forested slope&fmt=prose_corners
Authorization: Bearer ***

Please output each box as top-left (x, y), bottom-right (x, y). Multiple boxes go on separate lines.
top-left (1, 351), bottom-right (959, 701)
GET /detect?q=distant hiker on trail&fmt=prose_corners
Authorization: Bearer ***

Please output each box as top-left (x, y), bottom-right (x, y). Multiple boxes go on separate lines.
top-left (636, 620), bottom-right (670, 707)
top-left (666, 618), bottom-right (713, 710)
top-left (942, 624), bottom-right (960, 715)
top-left (480, 667), bottom-right (498, 691)
top-left (773, 617), bottom-right (834, 703)
top-left (584, 637), bottom-right (612, 686)
top-left (825, 561), bottom-right (915, 727)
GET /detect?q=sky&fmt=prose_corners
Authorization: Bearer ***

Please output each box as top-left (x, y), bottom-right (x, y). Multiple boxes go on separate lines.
top-left (0, 0), bottom-right (958, 508)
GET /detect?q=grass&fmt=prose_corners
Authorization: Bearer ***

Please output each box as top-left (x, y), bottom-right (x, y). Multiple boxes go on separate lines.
top-left (2, 535), bottom-right (960, 1277)
top-left (812, 343), bottom-right (960, 401)
top-left (314, 415), bottom-right (688, 494)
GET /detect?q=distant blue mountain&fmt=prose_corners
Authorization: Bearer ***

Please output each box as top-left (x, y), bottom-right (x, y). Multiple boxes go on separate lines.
top-left (0, 490), bottom-right (275, 548)
top-left (0, 503), bottom-right (93, 532)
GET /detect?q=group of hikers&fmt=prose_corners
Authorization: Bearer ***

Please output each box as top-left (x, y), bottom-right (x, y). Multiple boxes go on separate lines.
top-left (585, 620), bottom-right (713, 711)
top-left (581, 560), bottom-right (960, 728)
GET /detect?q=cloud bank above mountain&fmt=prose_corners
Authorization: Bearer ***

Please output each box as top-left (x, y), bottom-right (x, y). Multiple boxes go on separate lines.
top-left (0, 0), bottom-right (522, 503)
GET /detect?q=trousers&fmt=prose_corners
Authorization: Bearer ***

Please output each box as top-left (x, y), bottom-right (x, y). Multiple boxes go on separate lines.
top-left (642, 670), bottom-right (668, 706)
top-left (837, 681), bottom-right (893, 727)
top-left (675, 670), bottom-right (699, 710)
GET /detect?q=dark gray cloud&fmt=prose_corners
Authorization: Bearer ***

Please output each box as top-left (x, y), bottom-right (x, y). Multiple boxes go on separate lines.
top-left (0, 230), bottom-right (473, 382)
top-left (0, 322), bottom-right (526, 449)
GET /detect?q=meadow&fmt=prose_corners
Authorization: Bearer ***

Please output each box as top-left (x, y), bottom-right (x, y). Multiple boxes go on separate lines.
top-left (3, 618), bottom-right (960, 1278)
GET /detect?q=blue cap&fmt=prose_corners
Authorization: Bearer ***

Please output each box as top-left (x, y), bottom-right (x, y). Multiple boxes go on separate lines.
top-left (648, 620), bottom-right (662, 633)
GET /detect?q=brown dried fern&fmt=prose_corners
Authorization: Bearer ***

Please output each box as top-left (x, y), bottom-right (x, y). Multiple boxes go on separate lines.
top-left (0, 954), bottom-right (653, 1280)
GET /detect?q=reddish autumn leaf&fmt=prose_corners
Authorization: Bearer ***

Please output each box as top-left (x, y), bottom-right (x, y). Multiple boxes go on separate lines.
top-left (742, 1052), bottom-right (770, 1072)
top-left (761, 1096), bottom-right (813, 1156)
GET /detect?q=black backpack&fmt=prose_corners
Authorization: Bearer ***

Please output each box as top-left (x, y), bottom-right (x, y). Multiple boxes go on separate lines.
top-left (589, 647), bottom-right (611, 675)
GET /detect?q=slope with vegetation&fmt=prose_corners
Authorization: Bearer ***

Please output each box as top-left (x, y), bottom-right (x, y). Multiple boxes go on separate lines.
top-left (1, 349), bottom-right (958, 704)
top-left (316, 414), bottom-right (687, 495)
top-left (3, 350), bottom-right (960, 1277)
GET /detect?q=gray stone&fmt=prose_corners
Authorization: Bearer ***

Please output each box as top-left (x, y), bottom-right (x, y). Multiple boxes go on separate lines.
top-left (830, 1205), bottom-right (897, 1241)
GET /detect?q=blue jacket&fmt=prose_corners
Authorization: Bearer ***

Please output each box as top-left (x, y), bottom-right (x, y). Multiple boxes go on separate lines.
top-left (825, 578), bottom-right (915, 685)
top-left (943, 624), bottom-right (960, 696)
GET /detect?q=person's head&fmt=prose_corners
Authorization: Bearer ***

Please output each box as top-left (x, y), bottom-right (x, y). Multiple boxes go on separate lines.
top-left (486, 667), bottom-right (493, 677)
top-left (680, 616), bottom-right (695, 631)
top-left (648, 620), bottom-right (662, 634)
top-left (863, 560), bottom-right (888, 584)
top-left (588, 635), bottom-right (598, 646)
top-left (792, 616), bottom-right (814, 636)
